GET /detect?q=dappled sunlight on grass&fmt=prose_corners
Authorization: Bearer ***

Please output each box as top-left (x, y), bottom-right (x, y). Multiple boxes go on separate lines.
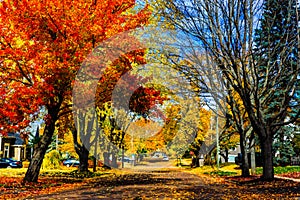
top-left (188, 163), bottom-right (242, 176)
top-left (0, 168), bottom-right (28, 177)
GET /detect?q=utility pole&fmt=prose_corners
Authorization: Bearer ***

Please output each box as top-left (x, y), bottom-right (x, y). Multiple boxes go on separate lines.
top-left (216, 105), bottom-right (220, 170)
top-left (56, 134), bottom-right (58, 151)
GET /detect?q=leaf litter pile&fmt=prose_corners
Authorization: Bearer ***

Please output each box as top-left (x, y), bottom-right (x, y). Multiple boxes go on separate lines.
top-left (0, 169), bottom-right (299, 199)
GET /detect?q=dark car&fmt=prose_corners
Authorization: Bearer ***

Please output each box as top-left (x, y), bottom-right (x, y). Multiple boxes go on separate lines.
top-left (0, 158), bottom-right (23, 168)
top-left (63, 159), bottom-right (80, 167)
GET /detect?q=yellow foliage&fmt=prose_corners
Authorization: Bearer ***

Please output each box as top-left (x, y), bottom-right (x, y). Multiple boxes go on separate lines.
top-left (59, 130), bottom-right (78, 159)
top-left (42, 150), bottom-right (62, 170)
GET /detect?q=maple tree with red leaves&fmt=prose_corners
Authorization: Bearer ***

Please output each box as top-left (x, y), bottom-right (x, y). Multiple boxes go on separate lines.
top-left (0, 0), bottom-right (154, 182)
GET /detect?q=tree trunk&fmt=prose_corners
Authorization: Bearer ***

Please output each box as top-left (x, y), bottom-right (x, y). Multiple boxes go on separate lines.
top-left (260, 134), bottom-right (274, 180)
top-left (224, 148), bottom-right (228, 163)
top-left (240, 132), bottom-right (250, 177)
top-left (111, 154), bottom-right (117, 168)
top-left (93, 156), bottom-right (96, 172)
top-left (122, 147), bottom-right (125, 168)
top-left (78, 145), bottom-right (89, 172)
top-left (250, 138), bottom-right (256, 175)
top-left (102, 152), bottom-right (111, 169)
top-left (72, 128), bottom-right (90, 172)
top-left (23, 122), bottom-right (56, 182)
top-left (220, 149), bottom-right (228, 163)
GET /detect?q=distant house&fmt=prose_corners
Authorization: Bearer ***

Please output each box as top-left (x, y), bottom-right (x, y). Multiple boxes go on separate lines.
top-left (221, 145), bottom-right (241, 163)
top-left (197, 142), bottom-right (240, 164)
top-left (0, 133), bottom-right (27, 161)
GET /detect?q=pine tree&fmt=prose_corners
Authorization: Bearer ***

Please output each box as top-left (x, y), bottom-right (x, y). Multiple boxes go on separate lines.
top-left (254, 0), bottom-right (299, 179)
top-left (254, 0), bottom-right (298, 110)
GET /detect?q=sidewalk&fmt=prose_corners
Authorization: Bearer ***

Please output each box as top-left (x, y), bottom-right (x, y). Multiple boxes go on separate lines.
top-left (274, 175), bottom-right (300, 182)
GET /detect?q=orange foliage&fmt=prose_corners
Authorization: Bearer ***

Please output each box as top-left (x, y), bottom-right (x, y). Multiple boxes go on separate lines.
top-left (0, 0), bottom-right (151, 135)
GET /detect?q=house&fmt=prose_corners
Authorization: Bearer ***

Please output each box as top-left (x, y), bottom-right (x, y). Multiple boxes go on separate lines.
top-left (197, 142), bottom-right (241, 164)
top-left (220, 145), bottom-right (241, 163)
top-left (0, 133), bottom-right (27, 161)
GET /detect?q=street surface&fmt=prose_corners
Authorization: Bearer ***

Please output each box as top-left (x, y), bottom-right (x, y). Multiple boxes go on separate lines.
top-left (25, 159), bottom-right (300, 200)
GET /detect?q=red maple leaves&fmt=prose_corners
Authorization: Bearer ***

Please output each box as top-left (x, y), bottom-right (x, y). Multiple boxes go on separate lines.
top-left (0, 0), bottom-right (161, 137)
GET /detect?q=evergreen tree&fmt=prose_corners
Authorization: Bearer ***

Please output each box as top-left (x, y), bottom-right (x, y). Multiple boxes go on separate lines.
top-left (254, 0), bottom-right (299, 179)
top-left (254, 0), bottom-right (298, 114)
top-left (273, 126), bottom-right (295, 166)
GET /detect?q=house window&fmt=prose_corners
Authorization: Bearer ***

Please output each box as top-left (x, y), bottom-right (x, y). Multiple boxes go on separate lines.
top-left (4, 144), bottom-right (10, 158)
top-left (228, 155), bottom-right (236, 163)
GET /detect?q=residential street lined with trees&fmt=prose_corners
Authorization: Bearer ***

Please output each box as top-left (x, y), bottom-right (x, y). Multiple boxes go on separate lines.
top-left (0, 0), bottom-right (299, 198)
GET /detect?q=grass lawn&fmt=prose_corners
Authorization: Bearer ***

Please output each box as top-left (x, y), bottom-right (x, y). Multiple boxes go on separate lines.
top-left (189, 163), bottom-right (241, 176)
top-left (187, 163), bottom-right (300, 179)
top-left (256, 166), bottom-right (300, 175)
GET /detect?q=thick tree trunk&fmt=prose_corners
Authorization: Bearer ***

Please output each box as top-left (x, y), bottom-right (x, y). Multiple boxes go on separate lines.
top-left (224, 149), bottom-right (228, 163)
top-left (260, 134), bottom-right (274, 180)
top-left (23, 122), bottom-right (56, 182)
top-left (78, 145), bottom-right (89, 172)
top-left (111, 154), bottom-right (117, 168)
top-left (240, 132), bottom-right (250, 177)
top-left (103, 152), bottom-right (111, 169)
top-left (72, 128), bottom-right (90, 172)
top-left (93, 156), bottom-right (97, 172)
top-left (220, 149), bottom-right (228, 163)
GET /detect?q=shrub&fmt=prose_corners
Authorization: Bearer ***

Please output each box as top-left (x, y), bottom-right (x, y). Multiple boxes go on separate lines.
top-left (22, 161), bottom-right (30, 168)
top-left (42, 150), bottom-right (62, 170)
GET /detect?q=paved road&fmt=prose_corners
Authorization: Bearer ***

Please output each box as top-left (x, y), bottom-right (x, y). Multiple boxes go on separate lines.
top-left (24, 160), bottom-right (300, 200)
top-left (25, 169), bottom-right (224, 200)
top-left (122, 158), bottom-right (177, 170)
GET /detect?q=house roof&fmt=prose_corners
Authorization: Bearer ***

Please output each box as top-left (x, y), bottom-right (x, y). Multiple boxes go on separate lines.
top-left (7, 133), bottom-right (24, 145)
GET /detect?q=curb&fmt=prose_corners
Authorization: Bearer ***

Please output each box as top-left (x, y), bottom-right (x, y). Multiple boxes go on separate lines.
top-left (274, 175), bottom-right (300, 182)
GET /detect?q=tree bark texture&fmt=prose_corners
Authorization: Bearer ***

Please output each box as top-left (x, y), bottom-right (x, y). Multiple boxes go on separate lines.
top-left (260, 133), bottom-right (274, 180)
top-left (240, 132), bottom-right (250, 177)
top-left (23, 119), bottom-right (56, 182)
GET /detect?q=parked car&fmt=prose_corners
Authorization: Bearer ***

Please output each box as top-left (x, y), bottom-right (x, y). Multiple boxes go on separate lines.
top-left (0, 158), bottom-right (23, 168)
top-left (118, 156), bottom-right (131, 163)
top-left (63, 159), bottom-right (80, 167)
top-left (163, 156), bottom-right (169, 161)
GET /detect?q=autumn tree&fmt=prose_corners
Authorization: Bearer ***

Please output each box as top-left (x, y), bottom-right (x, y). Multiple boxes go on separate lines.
top-left (126, 117), bottom-right (162, 152)
top-left (226, 88), bottom-right (252, 176)
top-left (59, 130), bottom-right (78, 159)
top-left (0, 0), bottom-right (150, 182)
top-left (73, 68), bottom-right (167, 170)
top-left (144, 29), bottom-right (251, 173)
top-left (153, 0), bottom-right (299, 180)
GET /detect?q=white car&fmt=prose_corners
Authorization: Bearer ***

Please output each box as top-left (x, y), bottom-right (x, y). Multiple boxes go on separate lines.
top-left (162, 156), bottom-right (169, 161)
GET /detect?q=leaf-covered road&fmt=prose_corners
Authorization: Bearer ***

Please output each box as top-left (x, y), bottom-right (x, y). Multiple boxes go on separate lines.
top-left (25, 168), bottom-right (300, 200)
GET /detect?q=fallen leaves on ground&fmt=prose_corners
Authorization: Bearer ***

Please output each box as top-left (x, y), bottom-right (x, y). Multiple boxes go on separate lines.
top-left (222, 175), bottom-right (300, 199)
top-left (0, 176), bottom-right (85, 199)
top-left (280, 172), bottom-right (300, 179)
top-left (0, 169), bottom-right (299, 199)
